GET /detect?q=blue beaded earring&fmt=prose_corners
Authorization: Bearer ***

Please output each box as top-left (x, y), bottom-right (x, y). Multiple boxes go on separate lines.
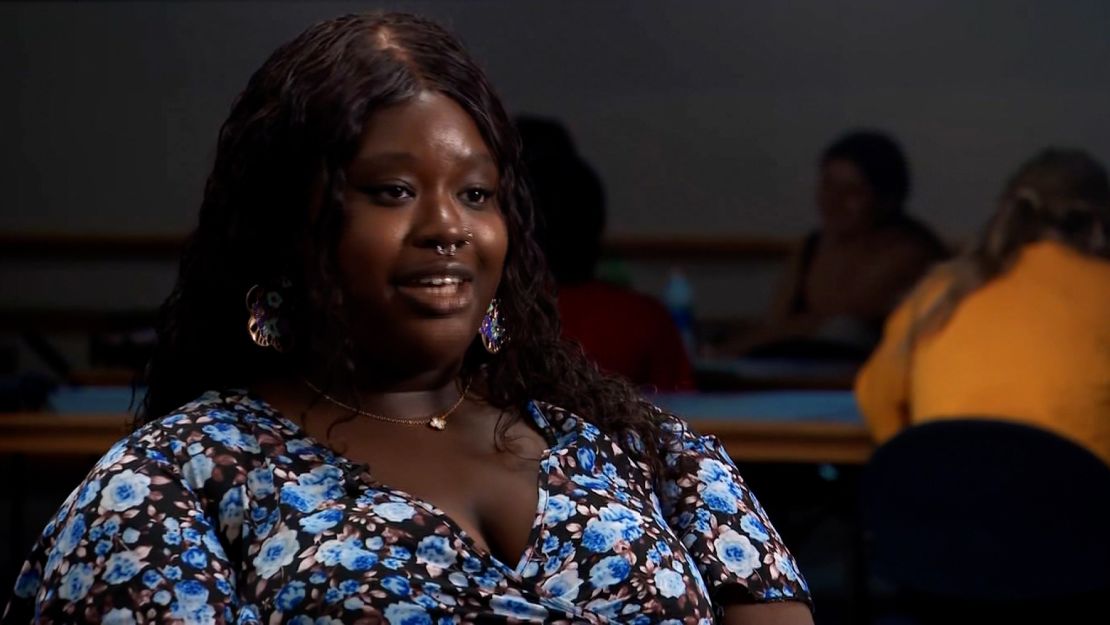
top-left (480, 298), bottom-right (507, 354)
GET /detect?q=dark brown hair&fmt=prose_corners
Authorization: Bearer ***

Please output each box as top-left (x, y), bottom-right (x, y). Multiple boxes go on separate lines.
top-left (822, 130), bottom-right (911, 216)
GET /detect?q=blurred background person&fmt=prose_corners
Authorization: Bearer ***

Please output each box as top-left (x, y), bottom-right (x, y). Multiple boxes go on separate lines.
top-left (743, 130), bottom-right (948, 360)
top-left (517, 115), bottom-right (695, 391)
top-left (856, 148), bottom-right (1110, 465)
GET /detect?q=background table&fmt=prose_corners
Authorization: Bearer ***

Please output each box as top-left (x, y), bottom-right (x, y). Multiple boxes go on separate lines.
top-left (655, 390), bottom-right (872, 463)
top-left (0, 387), bottom-right (874, 464)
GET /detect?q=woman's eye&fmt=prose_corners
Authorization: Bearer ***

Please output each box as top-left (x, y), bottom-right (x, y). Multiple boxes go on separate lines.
top-left (365, 185), bottom-right (414, 204)
top-left (461, 187), bottom-right (494, 206)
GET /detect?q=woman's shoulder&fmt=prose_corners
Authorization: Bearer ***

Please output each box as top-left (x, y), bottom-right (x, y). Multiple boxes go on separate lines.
top-left (526, 400), bottom-right (598, 448)
top-left (528, 399), bottom-right (714, 459)
top-left (136, 390), bottom-right (292, 451)
top-left (102, 390), bottom-right (298, 489)
top-left (884, 216), bottom-right (947, 248)
top-left (1023, 239), bottom-right (1110, 275)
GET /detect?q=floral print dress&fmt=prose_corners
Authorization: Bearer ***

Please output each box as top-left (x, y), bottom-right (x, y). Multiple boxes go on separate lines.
top-left (4, 390), bottom-right (810, 624)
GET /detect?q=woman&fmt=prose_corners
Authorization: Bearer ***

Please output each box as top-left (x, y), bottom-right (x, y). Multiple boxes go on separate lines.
top-left (748, 131), bottom-right (947, 359)
top-left (5, 13), bottom-right (812, 624)
top-left (516, 115), bottom-right (694, 391)
top-left (856, 148), bottom-right (1110, 465)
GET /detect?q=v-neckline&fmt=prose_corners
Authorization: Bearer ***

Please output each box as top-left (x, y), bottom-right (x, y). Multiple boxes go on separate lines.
top-left (243, 390), bottom-right (561, 577)
top-left (367, 454), bottom-right (554, 577)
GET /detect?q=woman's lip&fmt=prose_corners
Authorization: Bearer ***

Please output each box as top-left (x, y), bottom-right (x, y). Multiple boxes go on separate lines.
top-left (395, 280), bottom-right (474, 315)
top-left (394, 261), bottom-right (476, 285)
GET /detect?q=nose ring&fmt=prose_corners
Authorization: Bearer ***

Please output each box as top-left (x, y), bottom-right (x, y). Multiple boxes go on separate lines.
top-left (435, 230), bottom-right (473, 256)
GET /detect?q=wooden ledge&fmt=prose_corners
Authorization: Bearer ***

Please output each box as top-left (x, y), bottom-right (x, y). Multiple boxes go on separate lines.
top-left (0, 232), bottom-right (795, 262)
top-left (0, 411), bottom-right (872, 464)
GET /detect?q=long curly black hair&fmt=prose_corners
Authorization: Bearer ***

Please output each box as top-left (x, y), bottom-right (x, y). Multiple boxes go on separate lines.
top-left (140, 12), bottom-right (663, 457)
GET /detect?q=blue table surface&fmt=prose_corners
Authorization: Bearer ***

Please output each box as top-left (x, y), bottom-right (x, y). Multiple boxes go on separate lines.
top-left (651, 391), bottom-right (862, 424)
top-left (41, 386), bottom-right (863, 425)
top-left (47, 386), bottom-right (141, 414)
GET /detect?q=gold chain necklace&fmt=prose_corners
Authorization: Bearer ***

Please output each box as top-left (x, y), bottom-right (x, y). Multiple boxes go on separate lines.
top-left (302, 378), bottom-right (472, 431)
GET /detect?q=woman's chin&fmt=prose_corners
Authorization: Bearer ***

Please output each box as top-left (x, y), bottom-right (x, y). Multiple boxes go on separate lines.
top-left (356, 324), bottom-right (479, 371)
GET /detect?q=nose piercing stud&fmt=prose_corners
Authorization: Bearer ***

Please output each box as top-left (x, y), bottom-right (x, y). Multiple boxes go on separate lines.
top-left (435, 234), bottom-right (472, 256)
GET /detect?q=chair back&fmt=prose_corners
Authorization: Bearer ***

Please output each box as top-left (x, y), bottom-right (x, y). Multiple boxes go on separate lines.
top-left (861, 418), bottom-right (1110, 601)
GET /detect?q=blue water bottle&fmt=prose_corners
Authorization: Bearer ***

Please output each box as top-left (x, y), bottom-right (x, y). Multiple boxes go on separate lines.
top-left (663, 268), bottom-right (696, 357)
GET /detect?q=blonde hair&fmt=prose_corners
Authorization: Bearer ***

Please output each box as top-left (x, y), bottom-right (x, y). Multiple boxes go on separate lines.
top-left (907, 148), bottom-right (1110, 340)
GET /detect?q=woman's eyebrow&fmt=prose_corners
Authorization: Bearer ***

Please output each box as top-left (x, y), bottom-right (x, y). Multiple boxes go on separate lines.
top-left (350, 152), bottom-right (496, 168)
top-left (458, 153), bottom-right (497, 167)
top-left (350, 152), bottom-right (418, 167)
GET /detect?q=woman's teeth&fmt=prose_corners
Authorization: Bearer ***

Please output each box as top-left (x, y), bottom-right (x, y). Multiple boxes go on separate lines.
top-left (396, 275), bottom-right (472, 313)
top-left (418, 276), bottom-right (463, 286)
top-left (413, 276), bottom-right (466, 295)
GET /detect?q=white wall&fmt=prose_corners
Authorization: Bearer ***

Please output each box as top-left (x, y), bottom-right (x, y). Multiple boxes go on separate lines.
top-left (3, 0), bottom-right (1109, 318)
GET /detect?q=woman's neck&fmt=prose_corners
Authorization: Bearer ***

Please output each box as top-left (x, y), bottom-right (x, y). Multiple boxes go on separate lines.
top-left (314, 363), bottom-right (468, 417)
top-left (252, 358), bottom-right (472, 425)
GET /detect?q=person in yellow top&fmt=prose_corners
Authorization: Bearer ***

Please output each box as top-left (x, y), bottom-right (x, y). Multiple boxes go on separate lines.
top-left (856, 148), bottom-right (1110, 465)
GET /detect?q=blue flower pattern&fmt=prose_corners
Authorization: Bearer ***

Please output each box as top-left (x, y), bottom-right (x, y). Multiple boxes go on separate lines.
top-left (4, 390), bottom-right (808, 623)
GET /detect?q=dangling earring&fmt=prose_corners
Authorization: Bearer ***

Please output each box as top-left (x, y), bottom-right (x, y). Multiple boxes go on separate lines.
top-left (246, 278), bottom-right (292, 352)
top-left (480, 298), bottom-right (507, 354)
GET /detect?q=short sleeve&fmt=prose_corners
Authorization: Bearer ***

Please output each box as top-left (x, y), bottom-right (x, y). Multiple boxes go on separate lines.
top-left (653, 415), bottom-right (812, 607)
top-left (3, 435), bottom-right (241, 624)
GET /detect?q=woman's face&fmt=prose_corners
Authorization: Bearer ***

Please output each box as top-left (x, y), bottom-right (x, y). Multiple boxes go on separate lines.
top-left (816, 158), bottom-right (879, 236)
top-left (335, 91), bottom-right (508, 375)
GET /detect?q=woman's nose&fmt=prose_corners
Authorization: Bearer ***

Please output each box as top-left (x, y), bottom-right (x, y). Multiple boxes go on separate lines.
top-left (413, 191), bottom-right (473, 253)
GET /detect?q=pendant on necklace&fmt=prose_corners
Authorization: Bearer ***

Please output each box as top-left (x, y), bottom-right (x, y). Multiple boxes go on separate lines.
top-left (428, 415), bottom-right (447, 431)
